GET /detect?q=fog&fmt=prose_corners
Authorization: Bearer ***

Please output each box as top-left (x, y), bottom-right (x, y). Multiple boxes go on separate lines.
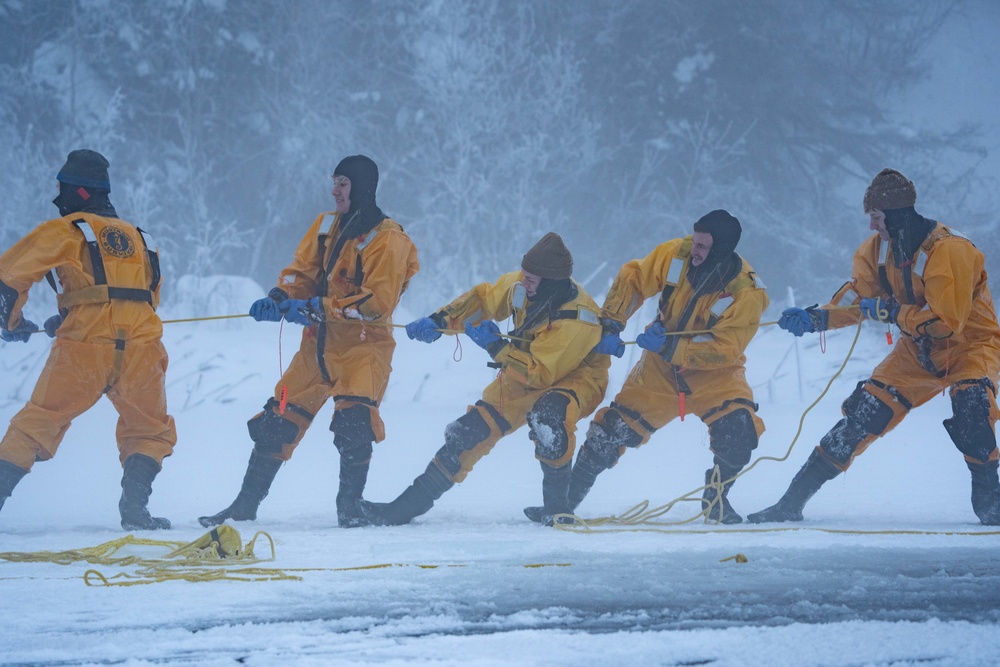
top-left (1, 0), bottom-right (998, 316)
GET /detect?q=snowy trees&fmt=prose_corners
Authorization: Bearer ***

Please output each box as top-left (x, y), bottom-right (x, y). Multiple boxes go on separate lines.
top-left (0, 0), bottom-right (993, 313)
top-left (376, 1), bottom-right (604, 300)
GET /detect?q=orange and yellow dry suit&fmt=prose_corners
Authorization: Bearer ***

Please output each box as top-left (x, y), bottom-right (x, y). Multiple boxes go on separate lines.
top-left (815, 223), bottom-right (1000, 469)
top-left (427, 271), bottom-right (610, 482)
top-left (0, 213), bottom-right (175, 470)
top-left (589, 236), bottom-right (769, 471)
top-left (250, 211), bottom-right (418, 460)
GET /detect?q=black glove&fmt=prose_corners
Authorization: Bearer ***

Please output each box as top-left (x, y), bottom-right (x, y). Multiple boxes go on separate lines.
top-left (43, 314), bottom-right (63, 338)
top-left (1, 318), bottom-right (38, 343)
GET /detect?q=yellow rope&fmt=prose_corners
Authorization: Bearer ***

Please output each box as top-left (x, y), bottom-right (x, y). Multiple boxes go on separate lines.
top-left (161, 313), bottom-right (251, 325)
top-left (0, 528), bottom-right (578, 586)
top-left (556, 319), bottom-right (866, 533)
top-left (155, 305), bottom-right (863, 342)
top-left (0, 528), bottom-right (288, 586)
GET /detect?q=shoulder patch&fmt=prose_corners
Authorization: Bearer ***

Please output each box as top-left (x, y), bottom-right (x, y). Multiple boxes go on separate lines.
top-left (357, 228), bottom-right (379, 251)
top-left (577, 307), bottom-right (600, 325)
top-left (750, 271), bottom-right (766, 290)
top-left (320, 213), bottom-right (337, 236)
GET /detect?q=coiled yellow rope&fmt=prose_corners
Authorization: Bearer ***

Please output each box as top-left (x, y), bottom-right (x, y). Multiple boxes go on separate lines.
top-left (0, 528), bottom-right (288, 586)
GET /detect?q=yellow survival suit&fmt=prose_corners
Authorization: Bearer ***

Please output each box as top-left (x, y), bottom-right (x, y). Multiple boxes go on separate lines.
top-left (361, 232), bottom-right (610, 526)
top-left (199, 154), bottom-right (418, 528)
top-left (0, 149), bottom-right (174, 530)
top-left (749, 168), bottom-right (1000, 525)
top-left (569, 210), bottom-right (769, 524)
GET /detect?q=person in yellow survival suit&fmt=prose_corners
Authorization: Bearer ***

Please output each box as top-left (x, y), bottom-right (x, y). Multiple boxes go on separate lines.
top-left (359, 233), bottom-right (610, 527)
top-left (0, 149), bottom-right (175, 530)
top-left (199, 155), bottom-right (419, 528)
top-left (549, 210), bottom-right (770, 525)
top-left (749, 169), bottom-right (1000, 525)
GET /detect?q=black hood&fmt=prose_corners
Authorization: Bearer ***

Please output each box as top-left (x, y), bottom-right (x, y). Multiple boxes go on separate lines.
top-left (334, 155), bottom-right (384, 237)
top-left (52, 182), bottom-right (117, 218)
top-left (883, 206), bottom-right (935, 265)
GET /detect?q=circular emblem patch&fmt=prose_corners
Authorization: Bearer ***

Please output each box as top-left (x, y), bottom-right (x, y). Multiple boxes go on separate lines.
top-left (100, 227), bottom-right (135, 258)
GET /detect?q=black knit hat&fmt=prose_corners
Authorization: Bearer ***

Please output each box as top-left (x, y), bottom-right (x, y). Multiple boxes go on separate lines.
top-left (56, 149), bottom-right (111, 191)
top-left (693, 209), bottom-right (741, 257)
top-left (522, 232), bottom-right (573, 279)
top-left (334, 155), bottom-right (379, 211)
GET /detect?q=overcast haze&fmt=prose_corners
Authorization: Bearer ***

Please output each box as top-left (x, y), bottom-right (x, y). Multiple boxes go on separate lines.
top-left (2, 2), bottom-right (1000, 664)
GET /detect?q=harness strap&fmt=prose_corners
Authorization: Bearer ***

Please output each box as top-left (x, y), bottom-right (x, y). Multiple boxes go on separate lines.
top-left (475, 399), bottom-right (512, 434)
top-left (57, 285), bottom-right (153, 309)
top-left (865, 378), bottom-right (914, 411)
top-left (264, 397), bottom-right (315, 422)
top-left (951, 378), bottom-right (997, 397)
top-left (50, 219), bottom-right (158, 310)
top-left (332, 395), bottom-right (378, 408)
top-left (700, 397), bottom-right (759, 423)
top-left (610, 400), bottom-right (656, 435)
top-left (876, 239), bottom-right (895, 300)
top-left (549, 387), bottom-right (580, 407)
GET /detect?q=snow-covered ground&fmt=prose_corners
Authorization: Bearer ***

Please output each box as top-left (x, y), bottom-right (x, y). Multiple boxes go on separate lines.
top-left (1, 288), bottom-right (998, 666)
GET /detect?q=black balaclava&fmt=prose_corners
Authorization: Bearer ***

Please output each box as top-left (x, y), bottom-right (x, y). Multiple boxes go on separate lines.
top-left (333, 154), bottom-right (384, 237)
top-left (52, 149), bottom-right (117, 217)
top-left (883, 207), bottom-right (935, 266)
top-left (516, 278), bottom-right (577, 337)
top-left (689, 209), bottom-right (742, 293)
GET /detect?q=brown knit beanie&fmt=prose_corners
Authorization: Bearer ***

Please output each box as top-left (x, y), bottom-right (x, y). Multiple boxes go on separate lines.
top-left (521, 232), bottom-right (573, 280)
top-left (863, 168), bottom-right (916, 212)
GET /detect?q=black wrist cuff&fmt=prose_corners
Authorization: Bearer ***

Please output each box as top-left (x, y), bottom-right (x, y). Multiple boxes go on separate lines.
top-left (429, 311), bottom-right (448, 329)
top-left (600, 318), bottom-right (625, 335)
top-left (267, 287), bottom-right (290, 303)
top-left (486, 339), bottom-right (509, 359)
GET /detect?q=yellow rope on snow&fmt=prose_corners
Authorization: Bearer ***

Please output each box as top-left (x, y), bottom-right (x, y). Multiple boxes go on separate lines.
top-left (556, 320), bottom-right (868, 533)
top-left (0, 528), bottom-right (288, 586)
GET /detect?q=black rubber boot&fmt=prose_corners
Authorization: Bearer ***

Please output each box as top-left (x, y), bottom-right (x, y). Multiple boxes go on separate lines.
top-left (701, 466), bottom-right (743, 525)
top-left (198, 450), bottom-right (282, 528)
top-left (0, 459), bottom-right (28, 514)
top-left (568, 444), bottom-right (611, 510)
top-left (968, 460), bottom-right (1000, 526)
top-left (119, 454), bottom-right (171, 531)
top-left (525, 446), bottom-right (610, 523)
top-left (747, 450), bottom-right (841, 524)
top-left (336, 455), bottom-right (371, 528)
top-left (523, 462), bottom-right (575, 526)
top-left (359, 462), bottom-right (454, 526)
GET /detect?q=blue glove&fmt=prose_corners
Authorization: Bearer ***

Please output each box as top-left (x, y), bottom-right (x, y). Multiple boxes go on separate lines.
top-left (43, 314), bottom-right (63, 338)
top-left (859, 297), bottom-right (899, 324)
top-left (636, 321), bottom-right (668, 354)
top-left (594, 332), bottom-right (625, 358)
top-left (406, 316), bottom-right (442, 343)
top-left (249, 297), bottom-right (283, 322)
top-left (279, 297), bottom-right (324, 326)
top-left (778, 307), bottom-right (814, 337)
top-left (1, 319), bottom-right (38, 343)
top-left (465, 320), bottom-right (505, 356)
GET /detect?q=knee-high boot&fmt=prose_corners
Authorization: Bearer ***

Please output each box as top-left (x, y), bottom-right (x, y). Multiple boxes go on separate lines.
top-left (359, 462), bottom-right (454, 526)
top-left (523, 461), bottom-right (574, 526)
top-left (0, 459), bottom-right (28, 514)
top-left (198, 450), bottom-right (282, 528)
top-left (968, 460), bottom-right (1000, 526)
top-left (119, 454), bottom-right (171, 531)
top-left (701, 462), bottom-right (744, 525)
top-left (336, 447), bottom-right (371, 528)
top-left (747, 450), bottom-right (841, 524)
